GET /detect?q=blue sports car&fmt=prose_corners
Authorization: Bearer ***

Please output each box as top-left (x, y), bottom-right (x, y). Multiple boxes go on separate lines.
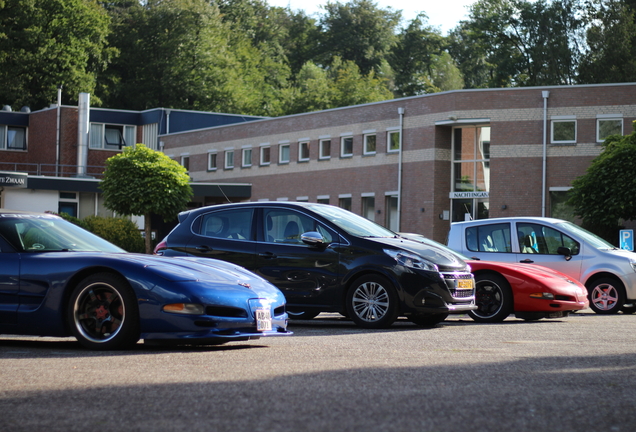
top-left (0, 211), bottom-right (291, 350)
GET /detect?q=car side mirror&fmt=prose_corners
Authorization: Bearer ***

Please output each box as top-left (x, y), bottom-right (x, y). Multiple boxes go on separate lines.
top-left (557, 246), bottom-right (572, 261)
top-left (301, 231), bottom-right (325, 247)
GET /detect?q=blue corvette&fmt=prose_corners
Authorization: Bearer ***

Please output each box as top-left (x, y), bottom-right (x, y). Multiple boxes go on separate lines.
top-left (0, 211), bottom-right (291, 350)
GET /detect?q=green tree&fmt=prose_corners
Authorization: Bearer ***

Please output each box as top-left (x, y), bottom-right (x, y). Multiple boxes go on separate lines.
top-left (318, 0), bottom-right (401, 75)
top-left (450, 0), bottom-right (583, 88)
top-left (568, 122), bottom-right (636, 230)
top-left (389, 13), bottom-right (454, 96)
top-left (578, 0), bottom-right (636, 83)
top-left (0, 0), bottom-right (112, 110)
top-left (100, 144), bottom-right (192, 254)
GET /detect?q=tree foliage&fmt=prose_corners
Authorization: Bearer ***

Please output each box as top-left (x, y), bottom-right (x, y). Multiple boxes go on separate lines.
top-left (100, 144), bottom-right (192, 253)
top-left (0, 0), bottom-right (113, 110)
top-left (568, 122), bottom-right (636, 228)
top-left (4, 0), bottom-right (636, 114)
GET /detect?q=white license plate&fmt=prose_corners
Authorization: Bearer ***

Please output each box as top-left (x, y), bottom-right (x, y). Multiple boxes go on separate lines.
top-left (456, 279), bottom-right (474, 290)
top-left (256, 309), bottom-right (272, 331)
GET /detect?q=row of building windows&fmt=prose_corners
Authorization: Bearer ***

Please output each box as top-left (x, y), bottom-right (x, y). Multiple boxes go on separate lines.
top-left (205, 130), bottom-right (402, 171)
top-left (551, 116), bottom-right (623, 144)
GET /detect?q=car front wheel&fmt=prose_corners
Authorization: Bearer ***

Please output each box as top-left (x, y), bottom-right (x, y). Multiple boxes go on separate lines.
top-left (587, 277), bottom-right (625, 314)
top-left (68, 273), bottom-right (140, 350)
top-left (468, 273), bottom-right (513, 323)
top-left (346, 275), bottom-right (399, 329)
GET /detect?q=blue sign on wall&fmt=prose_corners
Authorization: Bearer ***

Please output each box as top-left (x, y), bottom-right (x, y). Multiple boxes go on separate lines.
top-left (620, 229), bottom-right (634, 251)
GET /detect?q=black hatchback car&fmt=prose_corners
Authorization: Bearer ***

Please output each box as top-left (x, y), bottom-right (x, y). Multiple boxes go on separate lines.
top-left (155, 202), bottom-right (476, 328)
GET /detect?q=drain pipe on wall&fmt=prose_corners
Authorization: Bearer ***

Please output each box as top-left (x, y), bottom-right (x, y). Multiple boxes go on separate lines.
top-left (55, 86), bottom-right (62, 176)
top-left (542, 91), bottom-right (550, 217)
top-left (397, 107), bottom-right (405, 231)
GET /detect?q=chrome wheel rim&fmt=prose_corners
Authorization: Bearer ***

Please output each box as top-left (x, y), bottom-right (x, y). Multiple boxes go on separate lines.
top-left (351, 281), bottom-right (389, 322)
top-left (591, 283), bottom-right (619, 311)
top-left (73, 282), bottom-right (125, 343)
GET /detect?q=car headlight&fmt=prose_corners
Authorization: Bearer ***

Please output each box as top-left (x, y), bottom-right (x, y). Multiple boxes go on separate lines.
top-left (630, 258), bottom-right (636, 273)
top-left (384, 249), bottom-right (439, 272)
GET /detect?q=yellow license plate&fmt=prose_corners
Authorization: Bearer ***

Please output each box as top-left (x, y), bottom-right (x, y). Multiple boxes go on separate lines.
top-left (456, 279), bottom-right (474, 290)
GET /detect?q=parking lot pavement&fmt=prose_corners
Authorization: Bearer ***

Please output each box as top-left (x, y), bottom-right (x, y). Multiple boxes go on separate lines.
top-left (1, 310), bottom-right (635, 432)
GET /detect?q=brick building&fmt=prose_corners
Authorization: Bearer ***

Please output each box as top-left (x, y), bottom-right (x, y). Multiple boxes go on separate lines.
top-left (159, 83), bottom-right (636, 242)
top-left (2, 83), bottom-right (635, 243)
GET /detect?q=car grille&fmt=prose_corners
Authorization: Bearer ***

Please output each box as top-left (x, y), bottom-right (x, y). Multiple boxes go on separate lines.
top-left (442, 272), bottom-right (475, 300)
top-left (205, 306), bottom-right (248, 318)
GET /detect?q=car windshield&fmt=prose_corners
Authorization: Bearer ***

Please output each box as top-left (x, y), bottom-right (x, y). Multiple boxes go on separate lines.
top-left (556, 221), bottom-right (616, 250)
top-left (0, 214), bottom-right (125, 253)
top-left (305, 204), bottom-right (396, 238)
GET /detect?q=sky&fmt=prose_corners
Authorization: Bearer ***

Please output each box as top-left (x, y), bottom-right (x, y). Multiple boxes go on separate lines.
top-left (266, 0), bottom-right (476, 34)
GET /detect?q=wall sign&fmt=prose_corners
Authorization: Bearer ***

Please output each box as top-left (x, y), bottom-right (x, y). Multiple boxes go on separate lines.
top-left (449, 191), bottom-right (489, 199)
top-left (0, 171), bottom-right (27, 188)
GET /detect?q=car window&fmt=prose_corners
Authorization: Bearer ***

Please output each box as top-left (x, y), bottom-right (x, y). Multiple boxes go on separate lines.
top-left (198, 208), bottom-right (254, 240)
top-left (263, 209), bottom-right (333, 244)
top-left (517, 223), bottom-right (580, 255)
top-left (466, 223), bottom-right (511, 253)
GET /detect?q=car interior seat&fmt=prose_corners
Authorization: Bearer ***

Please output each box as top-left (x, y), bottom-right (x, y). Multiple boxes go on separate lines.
top-left (283, 220), bottom-right (300, 243)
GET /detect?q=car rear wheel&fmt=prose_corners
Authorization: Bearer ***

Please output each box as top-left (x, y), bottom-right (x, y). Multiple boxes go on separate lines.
top-left (587, 277), bottom-right (625, 314)
top-left (407, 313), bottom-right (449, 327)
top-left (346, 275), bottom-right (399, 329)
top-left (68, 273), bottom-right (140, 350)
top-left (469, 273), bottom-right (513, 323)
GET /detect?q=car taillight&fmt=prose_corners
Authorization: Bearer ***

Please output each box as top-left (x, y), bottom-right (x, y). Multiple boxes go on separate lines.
top-left (153, 239), bottom-right (167, 255)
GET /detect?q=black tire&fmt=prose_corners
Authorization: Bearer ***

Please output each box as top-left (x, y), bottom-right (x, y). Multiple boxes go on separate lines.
top-left (346, 275), bottom-right (399, 329)
top-left (621, 303), bottom-right (636, 314)
top-left (67, 272), bottom-right (140, 350)
top-left (287, 311), bottom-right (320, 320)
top-left (407, 313), bottom-right (449, 327)
top-left (468, 273), bottom-right (513, 323)
top-left (587, 277), bottom-right (625, 315)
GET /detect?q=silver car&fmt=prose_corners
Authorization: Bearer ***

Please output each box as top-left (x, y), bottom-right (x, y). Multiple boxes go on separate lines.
top-left (446, 217), bottom-right (636, 314)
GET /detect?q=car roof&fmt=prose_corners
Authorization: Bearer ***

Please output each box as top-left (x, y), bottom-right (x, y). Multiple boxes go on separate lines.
top-left (0, 209), bottom-right (60, 218)
top-left (181, 201), bottom-right (327, 215)
top-left (450, 216), bottom-right (568, 226)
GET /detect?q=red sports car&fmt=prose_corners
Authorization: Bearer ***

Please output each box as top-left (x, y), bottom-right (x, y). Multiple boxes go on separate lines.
top-left (399, 233), bottom-right (589, 323)
top-left (467, 259), bottom-right (589, 322)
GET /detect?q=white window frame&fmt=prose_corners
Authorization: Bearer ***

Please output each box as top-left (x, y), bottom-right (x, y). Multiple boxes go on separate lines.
top-left (260, 144), bottom-right (271, 166)
top-left (596, 115), bottom-right (623, 142)
top-left (363, 133), bottom-right (376, 155)
top-left (0, 125), bottom-right (27, 150)
top-left (319, 139), bottom-right (331, 160)
top-left (89, 123), bottom-right (136, 150)
top-left (279, 143), bottom-right (290, 164)
top-left (340, 135), bottom-right (353, 157)
top-left (180, 153), bottom-right (190, 172)
top-left (242, 147), bottom-right (252, 167)
top-left (550, 116), bottom-right (577, 144)
top-left (298, 141), bottom-right (310, 162)
top-left (387, 130), bottom-right (400, 153)
top-left (208, 151), bottom-right (218, 171)
top-left (225, 149), bottom-right (234, 169)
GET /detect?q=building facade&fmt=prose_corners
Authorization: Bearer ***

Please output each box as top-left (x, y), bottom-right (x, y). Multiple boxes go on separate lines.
top-left (159, 83), bottom-right (636, 243)
top-left (0, 94), bottom-right (257, 227)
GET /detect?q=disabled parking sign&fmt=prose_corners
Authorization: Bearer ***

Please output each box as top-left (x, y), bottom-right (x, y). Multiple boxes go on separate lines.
top-left (620, 229), bottom-right (634, 251)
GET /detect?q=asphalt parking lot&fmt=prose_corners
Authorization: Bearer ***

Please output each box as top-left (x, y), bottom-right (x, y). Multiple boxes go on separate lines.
top-left (1, 310), bottom-right (635, 432)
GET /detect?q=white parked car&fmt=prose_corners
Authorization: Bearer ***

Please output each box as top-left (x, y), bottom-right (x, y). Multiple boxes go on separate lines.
top-left (447, 217), bottom-right (636, 314)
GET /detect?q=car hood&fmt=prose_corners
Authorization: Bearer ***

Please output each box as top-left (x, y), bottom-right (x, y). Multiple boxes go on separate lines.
top-left (468, 260), bottom-right (581, 285)
top-left (85, 253), bottom-right (267, 285)
top-left (370, 235), bottom-right (469, 272)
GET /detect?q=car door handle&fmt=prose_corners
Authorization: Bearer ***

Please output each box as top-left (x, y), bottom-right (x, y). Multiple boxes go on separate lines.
top-left (195, 245), bottom-right (213, 252)
top-left (259, 251), bottom-right (277, 259)
top-left (519, 259), bottom-right (534, 263)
